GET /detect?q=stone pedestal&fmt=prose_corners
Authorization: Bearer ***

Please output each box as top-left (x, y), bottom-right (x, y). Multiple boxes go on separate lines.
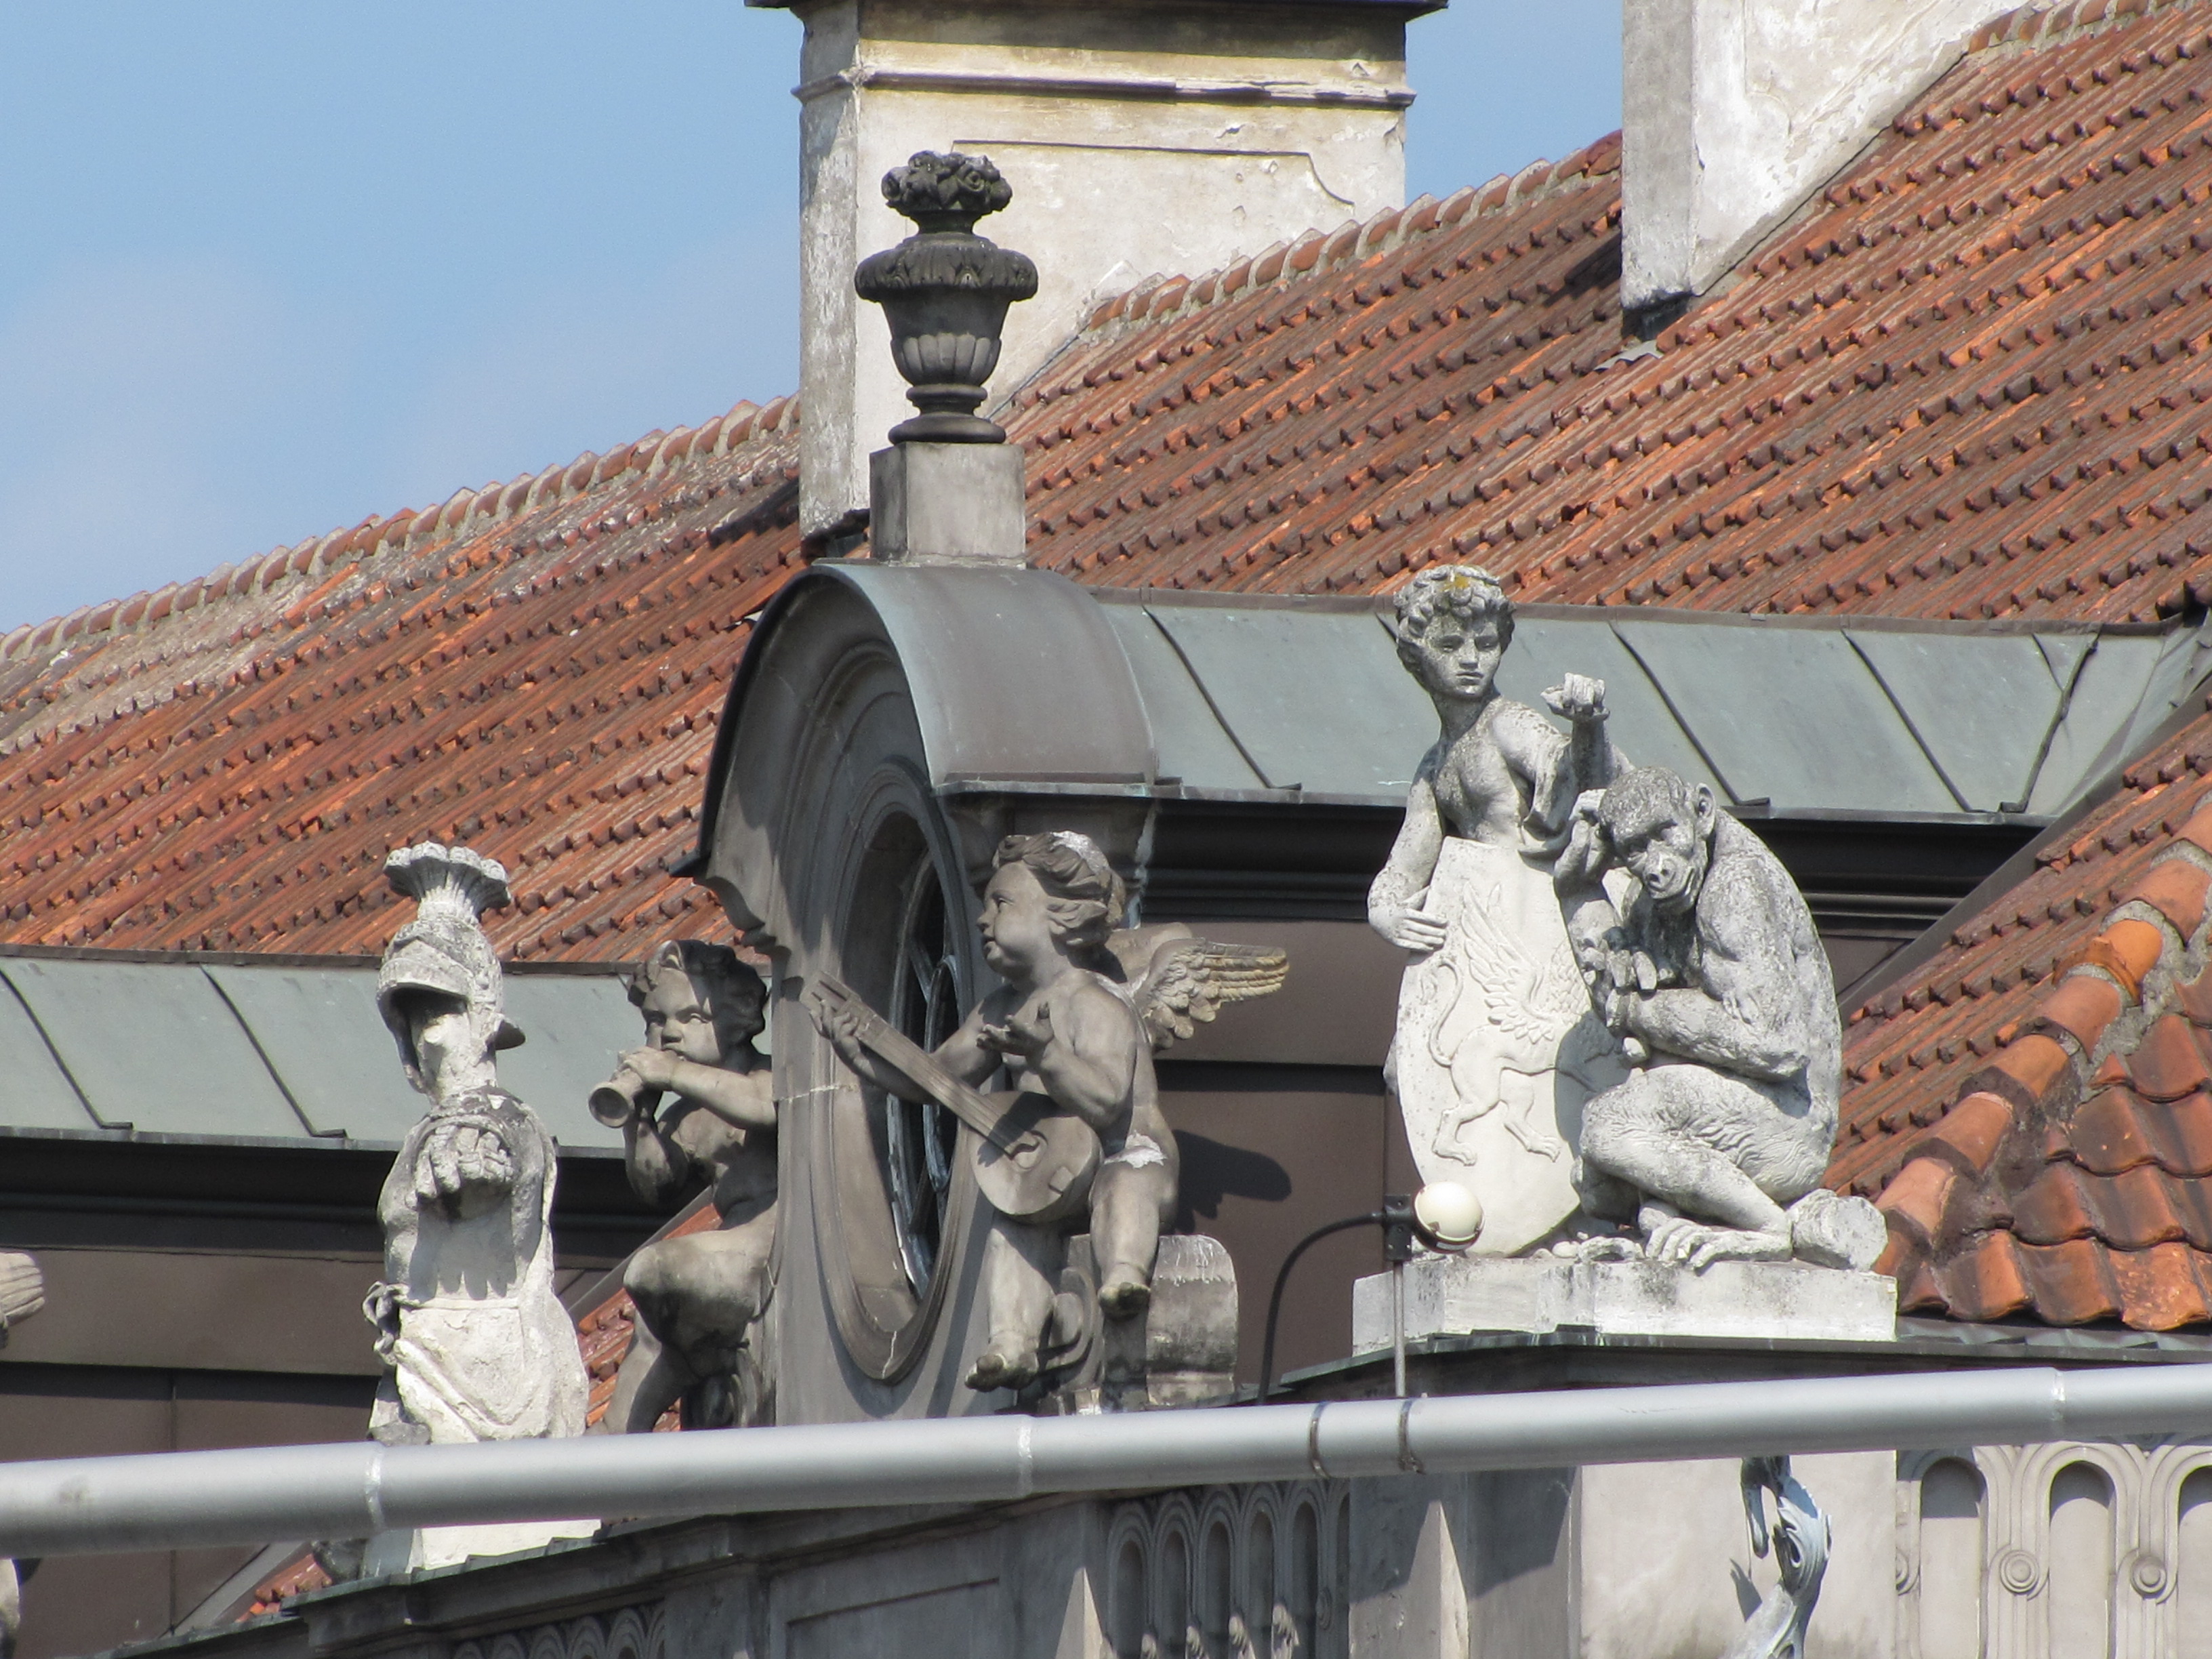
top-left (1039, 1233), bottom-right (1237, 1412)
top-left (1351, 1253), bottom-right (1896, 1349)
top-left (869, 442), bottom-right (1027, 564)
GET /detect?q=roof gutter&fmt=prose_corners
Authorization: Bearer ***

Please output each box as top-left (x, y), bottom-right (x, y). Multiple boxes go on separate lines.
top-left (6, 1363), bottom-right (2211, 1559)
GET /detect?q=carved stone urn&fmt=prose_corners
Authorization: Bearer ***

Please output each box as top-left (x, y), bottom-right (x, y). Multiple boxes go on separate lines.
top-left (855, 151), bottom-right (1039, 443)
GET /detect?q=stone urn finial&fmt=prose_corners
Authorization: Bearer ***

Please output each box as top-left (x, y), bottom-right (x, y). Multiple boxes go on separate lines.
top-left (855, 151), bottom-right (1039, 444)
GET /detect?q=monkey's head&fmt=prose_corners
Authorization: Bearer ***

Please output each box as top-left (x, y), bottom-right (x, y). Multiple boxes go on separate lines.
top-left (1597, 767), bottom-right (1719, 916)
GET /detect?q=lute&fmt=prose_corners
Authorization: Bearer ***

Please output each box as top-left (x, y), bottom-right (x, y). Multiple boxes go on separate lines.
top-left (808, 974), bottom-right (1100, 1226)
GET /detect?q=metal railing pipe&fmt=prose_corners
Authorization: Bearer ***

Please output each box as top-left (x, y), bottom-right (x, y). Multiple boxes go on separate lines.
top-left (5, 1362), bottom-right (2211, 1559)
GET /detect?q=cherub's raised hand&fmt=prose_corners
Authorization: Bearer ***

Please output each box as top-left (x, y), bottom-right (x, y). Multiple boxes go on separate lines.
top-left (1543, 672), bottom-right (1608, 725)
top-left (980, 1001), bottom-right (1052, 1061)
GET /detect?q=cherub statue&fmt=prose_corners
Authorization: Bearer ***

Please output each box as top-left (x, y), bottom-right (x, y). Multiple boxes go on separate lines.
top-left (811, 832), bottom-right (1284, 1393)
top-left (364, 843), bottom-right (588, 1446)
top-left (593, 939), bottom-right (778, 1434)
top-left (1555, 769), bottom-right (1884, 1271)
top-left (1368, 565), bottom-right (1631, 1254)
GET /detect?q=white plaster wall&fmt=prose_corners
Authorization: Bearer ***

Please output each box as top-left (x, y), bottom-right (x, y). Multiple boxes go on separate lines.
top-left (792, 0), bottom-right (1412, 534)
top-left (1621, 0), bottom-right (2012, 310)
top-left (1580, 1453), bottom-right (1896, 1659)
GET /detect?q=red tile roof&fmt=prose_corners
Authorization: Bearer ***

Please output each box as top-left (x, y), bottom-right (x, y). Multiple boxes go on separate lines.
top-left (1835, 696), bottom-right (2212, 1195)
top-left (0, 401), bottom-right (802, 960)
top-left (1871, 784), bottom-right (2212, 1324)
top-left (1004, 0), bottom-right (2212, 623)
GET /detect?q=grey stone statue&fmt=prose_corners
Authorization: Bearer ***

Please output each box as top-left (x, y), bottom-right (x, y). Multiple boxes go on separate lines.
top-left (1555, 769), bottom-right (1885, 1271)
top-left (365, 844), bottom-right (588, 1446)
top-left (1368, 565), bottom-right (1631, 1254)
top-left (594, 939), bottom-right (778, 1433)
top-left (811, 831), bottom-right (1283, 1394)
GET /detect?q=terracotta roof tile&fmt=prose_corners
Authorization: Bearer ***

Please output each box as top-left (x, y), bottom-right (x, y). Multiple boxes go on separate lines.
top-left (2141, 1087), bottom-right (2212, 1171)
top-left (2033, 971), bottom-right (2127, 1050)
top-left (1942, 1230), bottom-right (2037, 1319)
top-left (2072, 1086), bottom-right (2167, 1170)
top-left (1925, 1089), bottom-right (2022, 1174)
top-left (2110, 1240), bottom-right (2212, 1327)
top-left (2019, 1237), bottom-right (2127, 1322)
top-left (2012, 1161), bottom-right (2102, 1242)
top-left (2120, 855), bottom-right (2212, 934)
top-left (2128, 1011), bottom-right (2212, 1097)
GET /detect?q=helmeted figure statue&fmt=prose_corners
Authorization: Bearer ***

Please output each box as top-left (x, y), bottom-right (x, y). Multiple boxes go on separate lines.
top-left (365, 843), bottom-right (588, 1446)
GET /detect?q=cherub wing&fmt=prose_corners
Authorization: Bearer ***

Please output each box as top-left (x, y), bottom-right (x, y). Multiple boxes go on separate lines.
top-left (1133, 938), bottom-right (1290, 1052)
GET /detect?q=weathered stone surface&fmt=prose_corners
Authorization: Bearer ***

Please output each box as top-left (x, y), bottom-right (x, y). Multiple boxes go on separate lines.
top-left (869, 443), bottom-right (1027, 565)
top-left (1787, 1188), bottom-right (1889, 1273)
top-left (1351, 1253), bottom-right (1897, 1347)
top-left (792, 0), bottom-right (1416, 533)
top-left (1040, 1233), bottom-right (1237, 1412)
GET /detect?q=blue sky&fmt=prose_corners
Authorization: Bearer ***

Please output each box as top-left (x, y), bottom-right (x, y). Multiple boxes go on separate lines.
top-left (0, 1), bottom-right (1620, 631)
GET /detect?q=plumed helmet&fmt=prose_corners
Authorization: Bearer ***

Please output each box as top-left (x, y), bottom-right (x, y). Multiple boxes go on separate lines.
top-left (377, 843), bottom-right (524, 1089)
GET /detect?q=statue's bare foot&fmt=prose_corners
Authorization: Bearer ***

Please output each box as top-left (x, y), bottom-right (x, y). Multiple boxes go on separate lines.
top-left (1643, 1214), bottom-right (1791, 1272)
top-left (965, 1346), bottom-right (1037, 1391)
top-left (1099, 1278), bottom-right (1151, 1321)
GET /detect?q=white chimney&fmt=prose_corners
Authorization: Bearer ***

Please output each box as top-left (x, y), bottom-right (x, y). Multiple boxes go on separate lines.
top-left (1621, 0), bottom-right (2014, 322)
top-left (762, 0), bottom-right (1433, 539)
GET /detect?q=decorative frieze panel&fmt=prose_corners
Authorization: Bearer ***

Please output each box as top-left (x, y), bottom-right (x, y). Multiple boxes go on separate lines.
top-left (1104, 1482), bottom-right (1350, 1659)
top-left (1898, 1441), bottom-right (2212, 1658)
top-left (448, 1603), bottom-right (667, 1659)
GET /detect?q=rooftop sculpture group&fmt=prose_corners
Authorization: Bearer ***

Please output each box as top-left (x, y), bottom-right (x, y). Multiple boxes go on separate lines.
top-left (1370, 565), bottom-right (1885, 1275)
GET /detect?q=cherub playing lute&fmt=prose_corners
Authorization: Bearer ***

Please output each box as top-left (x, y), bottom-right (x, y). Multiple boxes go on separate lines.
top-left (810, 831), bottom-right (1285, 1391)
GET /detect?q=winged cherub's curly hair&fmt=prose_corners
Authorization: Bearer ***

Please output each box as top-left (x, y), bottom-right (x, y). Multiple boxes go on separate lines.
top-left (993, 832), bottom-right (1126, 951)
top-left (1391, 565), bottom-right (1515, 674)
top-left (628, 939), bottom-right (769, 1043)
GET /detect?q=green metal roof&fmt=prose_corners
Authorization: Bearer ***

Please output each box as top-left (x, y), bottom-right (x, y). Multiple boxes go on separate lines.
top-left (0, 956), bottom-right (642, 1148)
